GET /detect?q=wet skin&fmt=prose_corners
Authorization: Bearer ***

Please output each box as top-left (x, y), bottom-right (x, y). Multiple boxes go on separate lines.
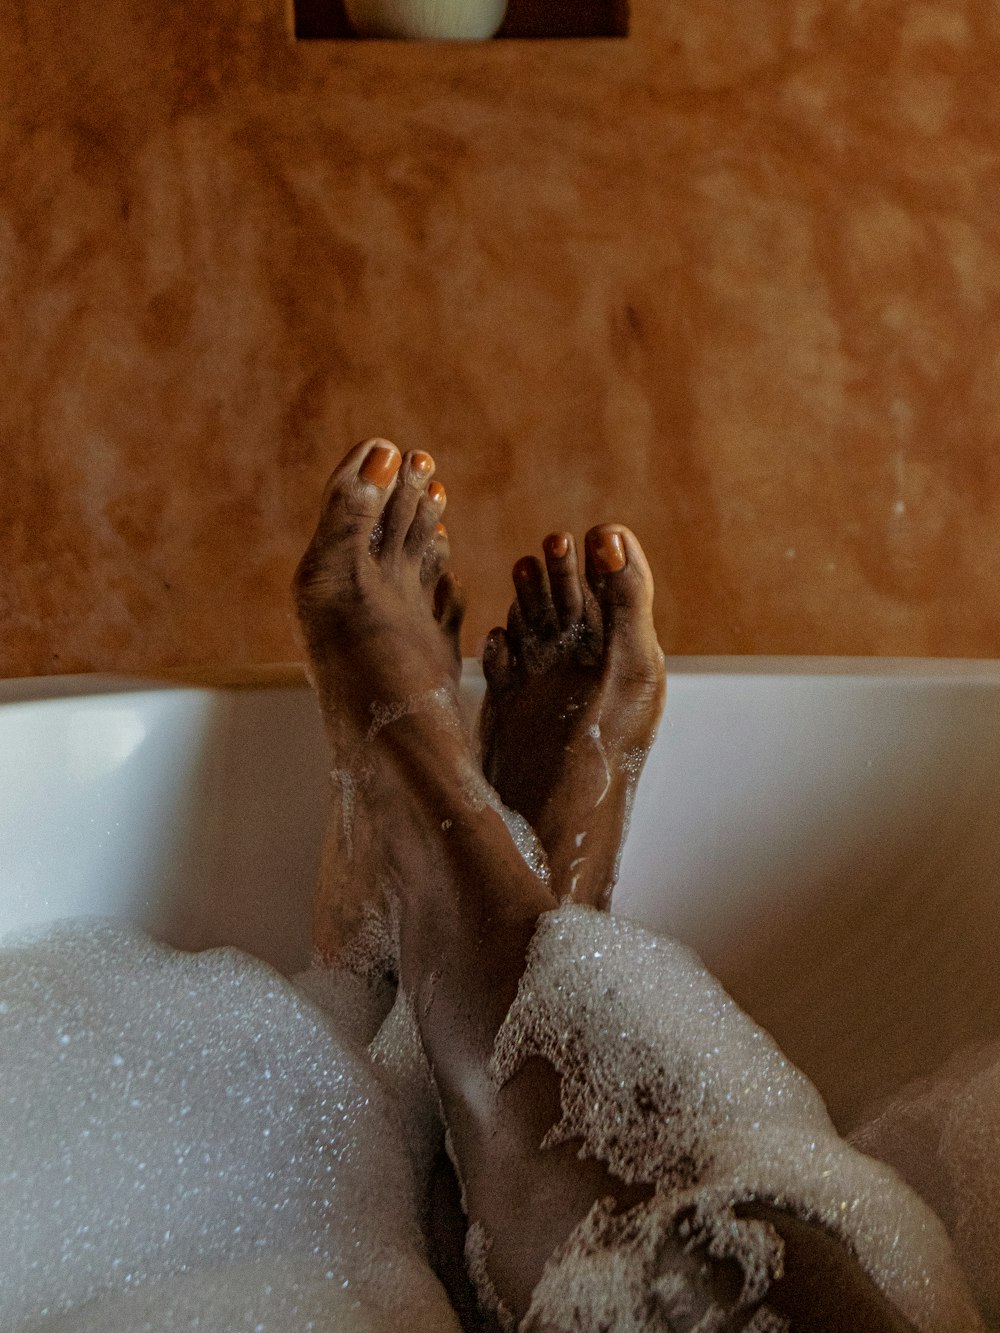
top-left (300, 441), bottom-right (464, 964)
top-left (479, 526), bottom-right (666, 910)
top-left (295, 439), bottom-right (920, 1332)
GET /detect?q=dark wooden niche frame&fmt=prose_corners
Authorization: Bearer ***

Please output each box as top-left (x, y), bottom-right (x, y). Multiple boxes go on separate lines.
top-left (293, 0), bottom-right (629, 40)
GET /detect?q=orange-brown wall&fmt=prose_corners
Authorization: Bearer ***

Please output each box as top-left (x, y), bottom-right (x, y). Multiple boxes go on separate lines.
top-left (3, 0), bottom-right (1000, 677)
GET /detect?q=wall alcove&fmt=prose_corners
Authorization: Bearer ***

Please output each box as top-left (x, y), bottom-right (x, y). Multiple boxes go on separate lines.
top-left (292, 0), bottom-right (629, 40)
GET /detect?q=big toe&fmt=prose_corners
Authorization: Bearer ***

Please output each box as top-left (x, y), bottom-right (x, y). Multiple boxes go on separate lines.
top-left (320, 438), bottom-right (403, 532)
top-left (584, 524), bottom-right (663, 685)
top-left (293, 438), bottom-right (402, 612)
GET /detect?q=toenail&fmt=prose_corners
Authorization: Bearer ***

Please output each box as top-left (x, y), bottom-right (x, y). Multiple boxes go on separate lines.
top-left (360, 443), bottom-right (401, 488)
top-left (411, 452), bottom-right (434, 477)
top-left (435, 522), bottom-right (447, 538)
top-left (590, 528), bottom-right (626, 573)
top-left (428, 481), bottom-right (446, 505)
top-left (513, 556), bottom-right (536, 582)
top-left (544, 532), bottom-right (569, 560)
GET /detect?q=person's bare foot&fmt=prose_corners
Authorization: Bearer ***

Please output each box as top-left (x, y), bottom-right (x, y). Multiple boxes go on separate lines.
top-left (479, 525), bottom-right (666, 909)
top-left (294, 438), bottom-right (466, 965)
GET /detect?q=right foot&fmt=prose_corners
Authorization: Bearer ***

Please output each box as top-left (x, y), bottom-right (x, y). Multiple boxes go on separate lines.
top-left (478, 525), bottom-right (666, 909)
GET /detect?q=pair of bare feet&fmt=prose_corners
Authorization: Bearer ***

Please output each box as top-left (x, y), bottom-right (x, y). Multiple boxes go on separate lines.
top-left (295, 436), bottom-right (666, 963)
top-left (292, 434), bottom-right (670, 1331)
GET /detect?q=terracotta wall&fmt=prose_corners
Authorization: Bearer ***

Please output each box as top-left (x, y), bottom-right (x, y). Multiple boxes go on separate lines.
top-left (3, 0), bottom-right (999, 677)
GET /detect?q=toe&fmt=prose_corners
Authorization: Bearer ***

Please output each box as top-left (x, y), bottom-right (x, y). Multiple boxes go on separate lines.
top-left (422, 519), bottom-right (449, 586)
top-left (405, 479), bottom-right (448, 566)
top-left (318, 438), bottom-right (402, 522)
top-left (513, 556), bottom-right (559, 638)
top-left (482, 627), bottom-right (514, 694)
top-left (505, 596), bottom-right (528, 656)
top-left (379, 450), bottom-right (435, 556)
top-left (542, 532), bottom-right (585, 630)
top-left (584, 524), bottom-right (661, 677)
top-left (584, 524), bottom-right (652, 610)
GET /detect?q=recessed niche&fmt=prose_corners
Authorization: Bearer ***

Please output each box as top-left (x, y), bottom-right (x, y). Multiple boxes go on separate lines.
top-left (293, 0), bottom-right (629, 40)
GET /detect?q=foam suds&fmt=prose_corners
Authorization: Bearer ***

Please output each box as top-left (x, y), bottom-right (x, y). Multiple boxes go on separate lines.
top-left (329, 765), bottom-right (363, 861)
top-left (0, 921), bottom-right (459, 1333)
top-left (516, 622), bottom-right (600, 678)
top-left (464, 1221), bottom-right (516, 1332)
top-left (365, 686), bottom-right (460, 744)
top-left (852, 1040), bottom-right (1000, 1326)
top-left (586, 723), bottom-right (613, 806)
top-left (325, 895), bottom-right (401, 986)
top-left (2, 908), bottom-right (992, 1332)
top-left (496, 801), bottom-right (551, 883)
top-left (489, 904), bottom-right (983, 1332)
top-left (523, 1194), bottom-right (788, 1332)
top-left (459, 761), bottom-right (553, 883)
top-left (567, 856), bottom-right (589, 899)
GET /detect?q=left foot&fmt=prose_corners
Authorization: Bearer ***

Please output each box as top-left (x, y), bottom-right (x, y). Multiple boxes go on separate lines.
top-left (294, 438), bottom-right (466, 964)
top-left (479, 526), bottom-right (665, 909)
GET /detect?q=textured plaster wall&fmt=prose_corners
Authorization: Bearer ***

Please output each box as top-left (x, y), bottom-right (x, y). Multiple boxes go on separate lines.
top-left (2, 0), bottom-right (1000, 676)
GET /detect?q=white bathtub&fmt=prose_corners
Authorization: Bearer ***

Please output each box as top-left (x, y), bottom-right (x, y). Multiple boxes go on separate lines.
top-left (2, 658), bottom-right (999, 1133)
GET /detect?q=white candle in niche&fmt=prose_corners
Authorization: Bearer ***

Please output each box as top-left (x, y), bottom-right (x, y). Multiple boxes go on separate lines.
top-left (344, 0), bottom-right (508, 39)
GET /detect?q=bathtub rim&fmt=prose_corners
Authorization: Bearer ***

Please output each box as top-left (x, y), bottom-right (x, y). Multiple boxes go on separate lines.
top-left (2, 654), bottom-right (1000, 705)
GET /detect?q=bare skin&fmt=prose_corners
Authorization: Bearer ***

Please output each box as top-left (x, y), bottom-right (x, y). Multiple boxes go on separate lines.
top-left (477, 528), bottom-right (920, 1332)
top-left (295, 439), bottom-right (919, 1332)
top-left (479, 528), bottom-right (666, 908)
top-left (301, 440), bottom-right (465, 966)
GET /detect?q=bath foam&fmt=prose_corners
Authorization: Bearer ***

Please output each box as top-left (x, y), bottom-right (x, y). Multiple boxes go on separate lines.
top-left (496, 800), bottom-right (551, 884)
top-left (25, 1257), bottom-right (439, 1333)
top-left (464, 1219), bottom-right (516, 1332)
top-left (524, 1196), bottom-right (787, 1332)
top-left (489, 904), bottom-right (982, 1332)
top-left (0, 921), bottom-right (459, 1333)
top-left (851, 1039), bottom-right (1000, 1326)
top-left (364, 685), bottom-right (460, 745)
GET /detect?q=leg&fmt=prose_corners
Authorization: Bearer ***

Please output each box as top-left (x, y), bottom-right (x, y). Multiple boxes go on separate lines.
top-left (478, 534), bottom-right (933, 1331)
top-left (294, 449), bottom-right (943, 1331)
top-left (302, 440), bottom-right (464, 967)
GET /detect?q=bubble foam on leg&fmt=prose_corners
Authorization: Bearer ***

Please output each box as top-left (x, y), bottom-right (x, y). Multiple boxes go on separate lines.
top-left (0, 920), bottom-right (459, 1332)
top-left (488, 904), bottom-right (982, 1332)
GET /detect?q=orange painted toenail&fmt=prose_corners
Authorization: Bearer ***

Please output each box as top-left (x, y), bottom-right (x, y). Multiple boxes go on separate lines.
top-left (590, 528), bottom-right (626, 573)
top-left (544, 532), bottom-right (569, 560)
top-left (435, 522), bottom-right (448, 538)
top-left (513, 556), bottom-right (536, 582)
top-left (411, 452), bottom-right (434, 477)
top-left (360, 444), bottom-right (401, 488)
top-left (428, 481), bottom-right (446, 504)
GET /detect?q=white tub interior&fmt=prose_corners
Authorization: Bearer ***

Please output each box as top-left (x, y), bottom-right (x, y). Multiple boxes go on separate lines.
top-left (2, 657), bottom-right (999, 1132)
